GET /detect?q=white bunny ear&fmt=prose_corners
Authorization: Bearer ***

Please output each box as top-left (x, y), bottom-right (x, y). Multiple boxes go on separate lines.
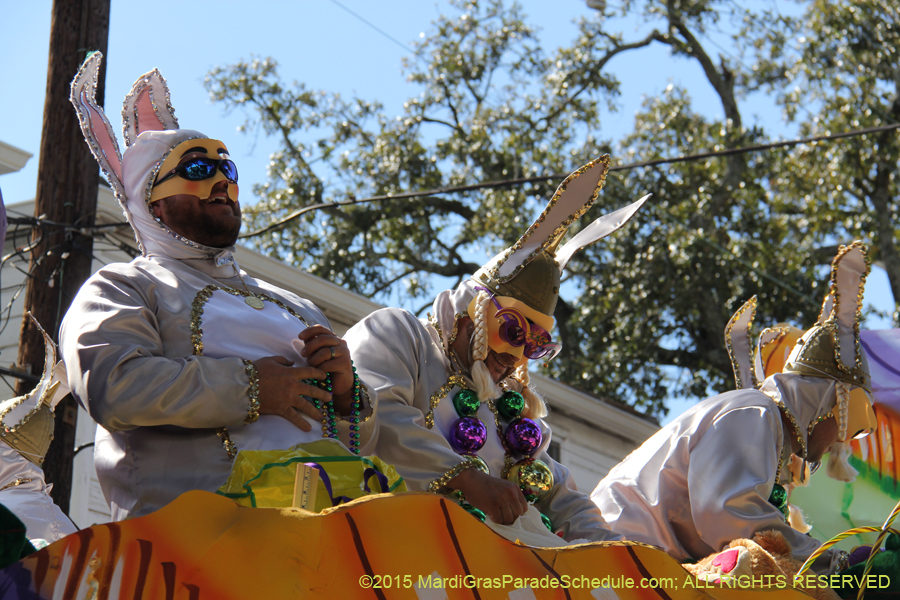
top-left (816, 292), bottom-right (834, 326)
top-left (122, 68), bottom-right (179, 146)
top-left (494, 156), bottom-right (610, 280)
top-left (556, 194), bottom-right (651, 271)
top-left (754, 326), bottom-right (793, 384)
top-left (830, 241), bottom-right (869, 369)
top-left (725, 296), bottom-right (756, 389)
top-left (70, 51), bottom-right (124, 197)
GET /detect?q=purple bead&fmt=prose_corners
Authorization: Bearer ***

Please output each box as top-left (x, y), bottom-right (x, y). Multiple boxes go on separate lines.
top-left (449, 417), bottom-right (487, 453)
top-left (505, 418), bottom-right (542, 455)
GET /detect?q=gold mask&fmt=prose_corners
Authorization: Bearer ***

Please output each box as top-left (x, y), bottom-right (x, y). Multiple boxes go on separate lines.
top-left (149, 139), bottom-right (238, 205)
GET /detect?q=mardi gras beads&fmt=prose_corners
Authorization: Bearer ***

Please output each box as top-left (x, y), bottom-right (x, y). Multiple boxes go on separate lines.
top-left (304, 361), bottom-right (363, 455)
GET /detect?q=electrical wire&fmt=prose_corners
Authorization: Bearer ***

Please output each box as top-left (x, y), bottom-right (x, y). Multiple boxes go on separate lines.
top-left (239, 121), bottom-right (900, 238)
top-left (327, 0), bottom-right (420, 58)
top-left (0, 118), bottom-right (892, 375)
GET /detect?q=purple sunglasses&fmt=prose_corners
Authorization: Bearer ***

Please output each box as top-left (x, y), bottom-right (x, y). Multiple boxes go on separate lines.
top-left (475, 287), bottom-right (561, 360)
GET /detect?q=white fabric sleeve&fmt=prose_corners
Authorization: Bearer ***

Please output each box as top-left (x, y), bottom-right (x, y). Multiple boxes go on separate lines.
top-left (345, 308), bottom-right (468, 490)
top-left (537, 449), bottom-right (624, 542)
top-left (687, 405), bottom-right (822, 560)
top-left (60, 273), bottom-right (254, 431)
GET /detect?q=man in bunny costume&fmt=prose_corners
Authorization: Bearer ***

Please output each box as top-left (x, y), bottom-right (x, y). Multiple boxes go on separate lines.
top-left (345, 156), bottom-right (647, 546)
top-left (59, 53), bottom-right (375, 521)
top-left (591, 242), bottom-right (877, 572)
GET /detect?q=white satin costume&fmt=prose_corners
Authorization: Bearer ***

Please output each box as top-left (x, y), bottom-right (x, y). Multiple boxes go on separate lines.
top-left (592, 372), bottom-right (838, 565)
top-left (345, 280), bottom-right (622, 545)
top-left (60, 129), bottom-right (376, 521)
top-left (0, 444), bottom-right (77, 544)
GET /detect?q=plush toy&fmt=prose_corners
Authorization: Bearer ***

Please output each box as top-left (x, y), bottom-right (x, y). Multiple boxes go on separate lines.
top-left (683, 530), bottom-right (841, 600)
top-left (836, 533), bottom-right (900, 599)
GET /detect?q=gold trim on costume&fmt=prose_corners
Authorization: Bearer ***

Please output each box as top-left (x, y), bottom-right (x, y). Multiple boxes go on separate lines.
top-left (425, 375), bottom-right (468, 430)
top-left (0, 478), bottom-right (34, 492)
top-left (767, 395), bottom-right (808, 459)
top-left (830, 242), bottom-right (869, 375)
top-left (724, 296), bottom-right (757, 389)
top-left (487, 156), bottom-right (610, 284)
top-left (428, 459), bottom-right (479, 493)
top-left (216, 428), bottom-right (237, 460)
top-left (242, 360), bottom-right (260, 424)
top-left (191, 285), bottom-right (312, 459)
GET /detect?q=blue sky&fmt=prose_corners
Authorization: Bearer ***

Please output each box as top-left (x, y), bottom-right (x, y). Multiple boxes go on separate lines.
top-left (1, 1), bottom-right (895, 422)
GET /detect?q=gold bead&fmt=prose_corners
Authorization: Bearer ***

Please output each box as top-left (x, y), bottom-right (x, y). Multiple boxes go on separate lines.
top-left (505, 458), bottom-right (553, 499)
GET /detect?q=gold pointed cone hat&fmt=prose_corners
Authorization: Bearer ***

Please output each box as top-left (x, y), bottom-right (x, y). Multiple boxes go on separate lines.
top-left (0, 315), bottom-right (68, 465)
top-left (472, 156), bottom-right (650, 315)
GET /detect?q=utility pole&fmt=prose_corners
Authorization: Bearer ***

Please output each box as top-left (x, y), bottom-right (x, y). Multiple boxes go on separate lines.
top-left (16, 0), bottom-right (111, 514)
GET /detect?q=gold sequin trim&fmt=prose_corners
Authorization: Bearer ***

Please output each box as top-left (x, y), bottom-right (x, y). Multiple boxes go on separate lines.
top-left (483, 397), bottom-right (519, 479)
top-left (243, 360), bottom-right (260, 424)
top-left (756, 326), bottom-right (791, 379)
top-left (216, 428), bottom-right (237, 460)
top-left (0, 377), bottom-right (60, 435)
top-left (448, 312), bottom-right (467, 346)
top-left (0, 478), bottom-right (33, 492)
top-left (487, 156), bottom-right (610, 284)
top-left (809, 410), bottom-right (834, 437)
top-left (190, 285), bottom-right (311, 357)
top-left (425, 375), bottom-right (468, 430)
top-left (829, 241), bottom-right (869, 375)
top-left (428, 460), bottom-right (478, 493)
top-left (724, 296), bottom-right (757, 390)
top-left (427, 312), bottom-right (467, 349)
top-left (768, 396), bottom-right (808, 459)
top-left (191, 285), bottom-right (311, 459)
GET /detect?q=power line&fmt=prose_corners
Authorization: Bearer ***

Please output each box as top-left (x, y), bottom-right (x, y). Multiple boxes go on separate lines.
top-left (240, 121), bottom-right (900, 239)
top-left (327, 0), bottom-right (420, 58)
top-left (10, 121), bottom-right (895, 239)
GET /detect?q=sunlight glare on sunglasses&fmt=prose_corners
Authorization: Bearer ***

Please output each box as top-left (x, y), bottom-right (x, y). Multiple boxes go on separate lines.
top-left (154, 157), bottom-right (238, 187)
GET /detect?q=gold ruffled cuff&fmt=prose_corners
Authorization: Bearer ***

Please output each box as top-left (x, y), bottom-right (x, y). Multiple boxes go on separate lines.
top-left (427, 460), bottom-right (477, 494)
top-left (243, 359), bottom-right (260, 424)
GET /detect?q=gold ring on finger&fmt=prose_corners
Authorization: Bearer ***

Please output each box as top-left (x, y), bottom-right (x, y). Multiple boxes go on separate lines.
top-left (330, 346), bottom-right (336, 360)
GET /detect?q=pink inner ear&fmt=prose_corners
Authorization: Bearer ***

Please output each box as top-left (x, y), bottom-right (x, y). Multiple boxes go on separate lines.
top-left (135, 89), bottom-right (166, 134)
top-left (83, 90), bottom-right (122, 181)
top-left (711, 548), bottom-right (740, 573)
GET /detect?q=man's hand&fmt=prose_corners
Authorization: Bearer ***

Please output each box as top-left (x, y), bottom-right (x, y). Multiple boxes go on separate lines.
top-left (449, 467), bottom-right (529, 525)
top-left (253, 355), bottom-right (330, 431)
top-left (298, 325), bottom-right (356, 415)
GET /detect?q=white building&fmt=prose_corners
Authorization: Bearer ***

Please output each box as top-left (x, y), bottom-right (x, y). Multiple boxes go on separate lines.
top-left (0, 141), bottom-right (658, 529)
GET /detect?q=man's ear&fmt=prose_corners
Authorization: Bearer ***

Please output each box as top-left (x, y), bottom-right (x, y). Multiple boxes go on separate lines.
top-left (150, 201), bottom-right (163, 219)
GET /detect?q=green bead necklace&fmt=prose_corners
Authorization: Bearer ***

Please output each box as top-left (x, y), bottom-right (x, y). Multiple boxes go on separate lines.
top-left (305, 362), bottom-right (363, 455)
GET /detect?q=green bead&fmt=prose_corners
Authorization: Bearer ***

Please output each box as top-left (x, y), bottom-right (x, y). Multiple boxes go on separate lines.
top-left (768, 483), bottom-right (788, 518)
top-left (461, 503), bottom-right (486, 523)
top-left (540, 512), bottom-right (553, 532)
top-left (497, 390), bottom-right (525, 420)
top-left (453, 389), bottom-right (480, 417)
